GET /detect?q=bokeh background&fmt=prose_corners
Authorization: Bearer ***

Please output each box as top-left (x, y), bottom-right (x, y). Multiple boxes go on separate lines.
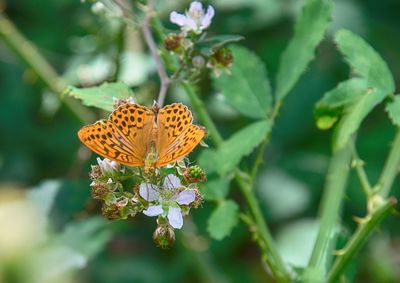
top-left (1, 0), bottom-right (400, 282)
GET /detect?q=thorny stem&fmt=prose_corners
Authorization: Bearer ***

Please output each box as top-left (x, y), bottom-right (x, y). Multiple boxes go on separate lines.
top-left (377, 128), bottom-right (400, 198)
top-left (327, 197), bottom-right (397, 283)
top-left (0, 12), bottom-right (93, 124)
top-left (141, 0), bottom-right (170, 107)
top-left (351, 142), bottom-right (373, 196)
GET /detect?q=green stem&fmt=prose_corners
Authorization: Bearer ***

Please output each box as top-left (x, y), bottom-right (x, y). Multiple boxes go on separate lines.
top-left (185, 87), bottom-right (291, 282)
top-left (0, 12), bottom-right (92, 124)
top-left (303, 142), bottom-right (352, 283)
top-left (327, 197), bottom-right (397, 283)
top-left (377, 128), bottom-right (400, 198)
top-left (235, 173), bottom-right (291, 283)
top-left (111, 21), bottom-right (126, 82)
top-left (250, 138), bottom-right (268, 182)
top-left (351, 143), bottom-right (373, 196)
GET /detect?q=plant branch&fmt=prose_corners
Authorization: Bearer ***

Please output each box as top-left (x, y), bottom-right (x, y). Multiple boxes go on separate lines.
top-left (351, 143), bottom-right (373, 196)
top-left (185, 86), bottom-right (291, 282)
top-left (0, 12), bottom-right (93, 124)
top-left (141, 0), bottom-right (170, 107)
top-left (376, 128), bottom-right (400, 197)
top-left (303, 142), bottom-right (353, 283)
top-left (327, 197), bottom-right (397, 283)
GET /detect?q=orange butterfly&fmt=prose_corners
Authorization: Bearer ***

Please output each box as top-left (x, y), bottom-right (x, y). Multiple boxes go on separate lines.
top-left (78, 103), bottom-right (206, 172)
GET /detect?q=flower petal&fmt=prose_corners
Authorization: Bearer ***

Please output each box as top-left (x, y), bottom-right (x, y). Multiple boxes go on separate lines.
top-left (170, 11), bottom-right (187, 27)
top-left (163, 174), bottom-right (181, 190)
top-left (201, 5), bottom-right (215, 29)
top-left (143, 205), bottom-right (163, 217)
top-left (139, 183), bottom-right (159, 201)
top-left (189, 1), bottom-right (203, 14)
top-left (167, 207), bottom-right (183, 229)
top-left (176, 190), bottom-right (196, 205)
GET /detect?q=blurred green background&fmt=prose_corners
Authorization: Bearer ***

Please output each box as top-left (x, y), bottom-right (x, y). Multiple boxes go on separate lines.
top-left (1, 0), bottom-right (400, 282)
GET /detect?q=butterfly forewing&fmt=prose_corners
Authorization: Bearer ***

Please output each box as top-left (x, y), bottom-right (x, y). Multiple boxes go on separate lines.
top-left (78, 120), bottom-right (144, 166)
top-left (109, 103), bottom-right (156, 160)
top-left (156, 103), bottom-right (205, 167)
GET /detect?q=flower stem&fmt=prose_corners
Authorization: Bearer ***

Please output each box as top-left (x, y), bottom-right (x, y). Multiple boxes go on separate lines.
top-left (235, 172), bottom-right (291, 283)
top-left (0, 12), bottom-right (93, 124)
top-left (303, 142), bottom-right (352, 283)
top-left (327, 197), bottom-right (397, 283)
top-left (141, 0), bottom-right (170, 107)
top-left (377, 128), bottom-right (400, 198)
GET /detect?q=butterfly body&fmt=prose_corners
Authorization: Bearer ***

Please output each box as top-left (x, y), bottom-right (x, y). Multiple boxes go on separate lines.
top-left (78, 103), bottom-right (206, 171)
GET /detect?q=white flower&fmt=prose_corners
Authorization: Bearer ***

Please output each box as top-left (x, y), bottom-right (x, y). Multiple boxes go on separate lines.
top-left (97, 157), bottom-right (120, 175)
top-left (139, 174), bottom-right (196, 229)
top-left (170, 1), bottom-right (215, 34)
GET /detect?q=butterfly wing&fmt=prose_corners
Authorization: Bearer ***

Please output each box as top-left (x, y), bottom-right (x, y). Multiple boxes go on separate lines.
top-left (78, 103), bottom-right (155, 167)
top-left (155, 103), bottom-right (206, 167)
top-left (78, 120), bottom-right (145, 166)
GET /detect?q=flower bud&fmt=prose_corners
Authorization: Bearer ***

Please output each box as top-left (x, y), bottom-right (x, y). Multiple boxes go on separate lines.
top-left (190, 189), bottom-right (203, 209)
top-left (164, 34), bottom-right (182, 52)
top-left (97, 158), bottom-right (120, 176)
top-left (113, 97), bottom-right (135, 109)
top-left (101, 203), bottom-right (121, 220)
top-left (90, 182), bottom-right (110, 200)
top-left (90, 165), bottom-right (102, 180)
top-left (153, 223), bottom-right (176, 249)
top-left (211, 47), bottom-right (233, 67)
top-left (192, 55), bottom-right (206, 68)
top-left (185, 165), bottom-right (207, 183)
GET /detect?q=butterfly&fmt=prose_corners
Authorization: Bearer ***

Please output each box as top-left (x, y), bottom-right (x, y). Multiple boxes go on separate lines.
top-left (78, 102), bottom-right (206, 172)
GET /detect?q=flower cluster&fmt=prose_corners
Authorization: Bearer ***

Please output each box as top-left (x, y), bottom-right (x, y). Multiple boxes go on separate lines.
top-left (165, 1), bottom-right (236, 78)
top-left (89, 157), bottom-right (206, 248)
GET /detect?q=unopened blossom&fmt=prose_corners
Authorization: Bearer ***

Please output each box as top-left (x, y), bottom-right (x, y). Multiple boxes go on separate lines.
top-left (97, 157), bottom-right (120, 175)
top-left (140, 174), bottom-right (196, 229)
top-left (170, 1), bottom-right (215, 34)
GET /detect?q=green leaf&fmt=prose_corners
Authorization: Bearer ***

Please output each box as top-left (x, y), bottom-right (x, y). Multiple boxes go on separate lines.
top-left (314, 79), bottom-right (368, 130)
top-left (199, 120), bottom-right (272, 175)
top-left (335, 29), bottom-right (395, 93)
top-left (65, 82), bottom-right (134, 111)
top-left (334, 88), bottom-right (386, 150)
top-left (331, 30), bottom-right (395, 150)
top-left (200, 177), bottom-right (230, 201)
top-left (207, 199), bottom-right (239, 240)
top-left (385, 96), bottom-right (400, 126)
top-left (276, 0), bottom-right (332, 100)
top-left (213, 45), bottom-right (272, 119)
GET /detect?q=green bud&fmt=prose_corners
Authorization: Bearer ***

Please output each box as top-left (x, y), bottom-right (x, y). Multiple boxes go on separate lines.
top-left (186, 165), bottom-right (207, 183)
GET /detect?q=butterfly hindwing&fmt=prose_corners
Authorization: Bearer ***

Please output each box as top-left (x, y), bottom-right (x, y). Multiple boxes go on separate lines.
top-left (156, 124), bottom-right (206, 167)
top-left (156, 103), bottom-right (205, 167)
